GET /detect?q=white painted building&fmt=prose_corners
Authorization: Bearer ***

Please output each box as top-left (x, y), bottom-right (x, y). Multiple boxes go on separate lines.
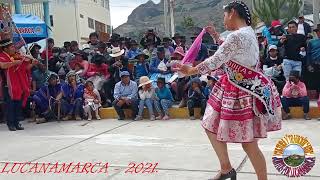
top-left (4, 0), bottom-right (111, 46)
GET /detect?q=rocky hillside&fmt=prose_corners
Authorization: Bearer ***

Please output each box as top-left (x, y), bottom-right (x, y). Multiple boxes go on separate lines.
top-left (114, 0), bottom-right (314, 39)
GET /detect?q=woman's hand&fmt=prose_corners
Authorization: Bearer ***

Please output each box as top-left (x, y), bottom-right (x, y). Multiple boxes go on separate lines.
top-left (205, 23), bottom-right (217, 36)
top-left (176, 64), bottom-right (198, 76)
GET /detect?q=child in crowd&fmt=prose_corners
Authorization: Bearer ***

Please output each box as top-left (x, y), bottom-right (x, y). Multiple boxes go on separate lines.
top-left (83, 81), bottom-right (101, 120)
top-left (154, 77), bottom-right (174, 120)
top-left (135, 76), bottom-right (159, 121)
top-left (203, 76), bottom-right (216, 99)
top-left (133, 52), bottom-right (150, 82)
top-left (281, 71), bottom-right (310, 120)
top-left (187, 78), bottom-right (207, 120)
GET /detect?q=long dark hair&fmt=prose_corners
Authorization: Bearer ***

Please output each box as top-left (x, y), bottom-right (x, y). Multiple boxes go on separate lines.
top-left (224, 1), bottom-right (252, 26)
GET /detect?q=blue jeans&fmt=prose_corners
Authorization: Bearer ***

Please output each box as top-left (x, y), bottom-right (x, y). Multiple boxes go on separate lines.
top-left (154, 99), bottom-right (172, 116)
top-left (281, 96), bottom-right (309, 113)
top-left (282, 59), bottom-right (302, 80)
top-left (138, 99), bottom-right (155, 117)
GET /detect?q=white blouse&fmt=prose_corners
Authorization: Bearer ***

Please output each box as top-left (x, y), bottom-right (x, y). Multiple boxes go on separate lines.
top-left (197, 26), bottom-right (259, 74)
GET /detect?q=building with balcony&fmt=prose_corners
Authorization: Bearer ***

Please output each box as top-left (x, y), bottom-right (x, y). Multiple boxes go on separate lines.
top-left (3, 0), bottom-right (111, 46)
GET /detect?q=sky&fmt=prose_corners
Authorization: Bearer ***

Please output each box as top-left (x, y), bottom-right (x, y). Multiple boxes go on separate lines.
top-left (110, 0), bottom-right (161, 28)
top-left (283, 144), bottom-right (305, 157)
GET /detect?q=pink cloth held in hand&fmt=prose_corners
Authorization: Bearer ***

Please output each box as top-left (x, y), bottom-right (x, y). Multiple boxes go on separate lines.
top-left (181, 28), bottom-right (207, 65)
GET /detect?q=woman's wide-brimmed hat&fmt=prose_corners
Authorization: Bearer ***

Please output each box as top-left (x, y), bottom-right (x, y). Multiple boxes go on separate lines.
top-left (109, 47), bottom-right (125, 57)
top-left (172, 46), bottom-right (185, 57)
top-left (138, 76), bottom-right (153, 87)
top-left (134, 52), bottom-right (149, 60)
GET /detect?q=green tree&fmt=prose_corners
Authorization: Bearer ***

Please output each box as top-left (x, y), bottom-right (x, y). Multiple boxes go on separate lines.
top-left (252, 0), bottom-right (303, 26)
top-left (181, 16), bottom-right (195, 29)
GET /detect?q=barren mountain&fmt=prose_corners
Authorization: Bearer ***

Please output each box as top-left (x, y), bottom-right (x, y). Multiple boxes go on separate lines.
top-left (114, 0), bottom-right (314, 39)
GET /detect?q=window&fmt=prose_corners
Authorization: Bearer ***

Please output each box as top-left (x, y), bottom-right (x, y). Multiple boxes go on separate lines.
top-left (107, 25), bottom-right (112, 34)
top-left (88, 18), bottom-right (94, 29)
top-left (95, 20), bottom-right (106, 33)
top-left (50, 15), bottom-right (54, 27)
top-left (105, 0), bottom-right (109, 9)
top-left (80, 14), bottom-right (84, 18)
top-left (101, 0), bottom-right (104, 7)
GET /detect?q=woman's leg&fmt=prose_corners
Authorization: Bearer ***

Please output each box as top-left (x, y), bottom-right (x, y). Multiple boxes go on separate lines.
top-left (242, 141), bottom-right (267, 180)
top-left (205, 129), bottom-right (233, 174)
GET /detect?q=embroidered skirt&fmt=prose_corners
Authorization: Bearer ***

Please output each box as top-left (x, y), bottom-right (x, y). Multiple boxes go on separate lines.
top-left (201, 75), bottom-right (282, 143)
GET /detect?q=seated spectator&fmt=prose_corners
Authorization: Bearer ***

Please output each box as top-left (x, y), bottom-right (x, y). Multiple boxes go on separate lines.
top-left (61, 71), bottom-right (85, 120)
top-left (63, 41), bottom-right (71, 52)
top-left (162, 37), bottom-right (174, 60)
top-left (70, 41), bottom-right (80, 53)
top-left (74, 62), bottom-right (85, 83)
top-left (83, 81), bottom-right (101, 121)
top-left (190, 35), bottom-right (209, 65)
top-left (149, 46), bottom-right (172, 87)
top-left (103, 47), bottom-right (129, 107)
top-left (305, 24), bottom-right (320, 92)
top-left (172, 33), bottom-right (186, 51)
top-left (169, 47), bottom-right (189, 107)
top-left (113, 71), bottom-right (138, 120)
top-left (140, 29), bottom-right (161, 49)
top-left (281, 70), bottom-right (310, 120)
top-left (88, 32), bottom-right (100, 50)
top-left (203, 75), bottom-right (216, 99)
top-left (187, 78), bottom-right (207, 120)
top-left (135, 76), bottom-right (159, 121)
top-left (263, 45), bottom-right (285, 94)
top-left (133, 52), bottom-right (149, 82)
top-left (41, 38), bottom-right (54, 61)
top-left (32, 61), bottom-right (56, 92)
top-left (126, 40), bottom-right (142, 60)
top-left (142, 39), bottom-right (156, 61)
top-left (68, 50), bottom-right (89, 73)
top-left (32, 74), bottom-right (62, 123)
top-left (29, 43), bottom-right (42, 61)
top-left (85, 54), bottom-right (110, 91)
top-left (154, 77), bottom-right (173, 120)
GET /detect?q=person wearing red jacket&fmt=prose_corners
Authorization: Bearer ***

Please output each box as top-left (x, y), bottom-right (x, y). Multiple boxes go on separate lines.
top-left (0, 39), bottom-right (38, 131)
top-left (85, 54), bottom-right (110, 92)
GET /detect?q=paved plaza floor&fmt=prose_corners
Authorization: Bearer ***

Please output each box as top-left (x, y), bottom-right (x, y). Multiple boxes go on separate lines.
top-left (0, 119), bottom-right (319, 180)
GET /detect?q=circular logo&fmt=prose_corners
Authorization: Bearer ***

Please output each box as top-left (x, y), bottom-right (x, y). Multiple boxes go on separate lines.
top-left (272, 134), bottom-right (316, 177)
top-left (34, 26), bottom-right (43, 35)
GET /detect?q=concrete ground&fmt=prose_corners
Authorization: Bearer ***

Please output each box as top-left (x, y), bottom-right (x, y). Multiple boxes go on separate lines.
top-left (0, 119), bottom-right (319, 180)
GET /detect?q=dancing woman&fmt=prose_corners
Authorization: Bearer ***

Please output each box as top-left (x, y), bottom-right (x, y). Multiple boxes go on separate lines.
top-left (178, 1), bottom-right (282, 180)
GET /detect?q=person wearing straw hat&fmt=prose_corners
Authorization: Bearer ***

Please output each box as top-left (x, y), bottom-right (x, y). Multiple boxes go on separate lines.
top-left (112, 71), bottom-right (138, 120)
top-left (133, 52), bottom-right (149, 82)
top-left (134, 76), bottom-right (160, 121)
top-left (102, 47), bottom-right (129, 107)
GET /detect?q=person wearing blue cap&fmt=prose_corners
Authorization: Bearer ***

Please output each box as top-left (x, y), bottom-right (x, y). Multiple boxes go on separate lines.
top-left (113, 71), bottom-right (139, 120)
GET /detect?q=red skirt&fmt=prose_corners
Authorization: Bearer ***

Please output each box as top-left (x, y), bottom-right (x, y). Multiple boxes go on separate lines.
top-left (201, 75), bottom-right (282, 143)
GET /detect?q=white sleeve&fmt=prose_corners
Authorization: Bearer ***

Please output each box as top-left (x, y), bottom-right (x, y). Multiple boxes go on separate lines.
top-left (196, 33), bottom-right (244, 75)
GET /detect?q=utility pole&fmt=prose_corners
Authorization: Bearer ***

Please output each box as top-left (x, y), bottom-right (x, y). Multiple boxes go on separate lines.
top-left (313, 0), bottom-right (320, 26)
top-left (164, 0), bottom-right (169, 37)
top-left (169, 0), bottom-right (175, 37)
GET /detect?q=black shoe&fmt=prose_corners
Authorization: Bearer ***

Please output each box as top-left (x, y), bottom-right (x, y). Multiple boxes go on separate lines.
top-left (15, 124), bottom-right (24, 130)
top-left (118, 116), bottom-right (125, 120)
top-left (8, 126), bottom-right (16, 131)
top-left (210, 168), bottom-right (237, 180)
